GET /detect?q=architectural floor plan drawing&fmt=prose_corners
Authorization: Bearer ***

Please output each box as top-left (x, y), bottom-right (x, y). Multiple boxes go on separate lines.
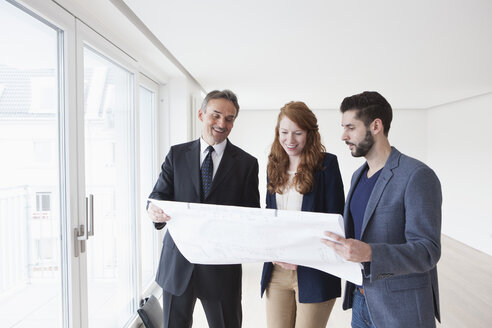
top-left (150, 199), bottom-right (362, 285)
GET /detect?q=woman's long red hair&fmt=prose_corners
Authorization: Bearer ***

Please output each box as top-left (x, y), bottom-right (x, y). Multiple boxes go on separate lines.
top-left (267, 101), bottom-right (325, 195)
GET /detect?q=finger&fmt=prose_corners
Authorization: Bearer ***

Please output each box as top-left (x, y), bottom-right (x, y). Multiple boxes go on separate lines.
top-left (152, 209), bottom-right (167, 219)
top-left (323, 237), bottom-right (346, 250)
top-left (279, 263), bottom-right (295, 270)
top-left (150, 212), bottom-right (168, 223)
top-left (149, 204), bottom-right (164, 214)
top-left (157, 213), bottom-right (170, 221)
top-left (321, 238), bottom-right (338, 248)
top-left (323, 231), bottom-right (344, 243)
top-left (150, 214), bottom-right (161, 222)
top-left (322, 241), bottom-right (346, 260)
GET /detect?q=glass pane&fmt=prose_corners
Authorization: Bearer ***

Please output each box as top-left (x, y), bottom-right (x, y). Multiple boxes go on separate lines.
top-left (138, 86), bottom-right (156, 288)
top-left (0, 1), bottom-right (63, 327)
top-left (83, 47), bottom-right (135, 328)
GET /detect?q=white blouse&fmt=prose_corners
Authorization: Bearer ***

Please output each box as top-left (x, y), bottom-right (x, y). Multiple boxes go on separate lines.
top-left (275, 171), bottom-right (303, 211)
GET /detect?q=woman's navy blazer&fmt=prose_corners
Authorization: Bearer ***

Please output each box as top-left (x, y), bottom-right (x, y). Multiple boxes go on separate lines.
top-left (260, 152), bottom-right (345, 303)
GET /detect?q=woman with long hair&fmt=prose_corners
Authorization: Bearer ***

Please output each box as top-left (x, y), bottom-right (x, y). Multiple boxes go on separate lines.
top-left (260, 101), bottom-right (345, 327)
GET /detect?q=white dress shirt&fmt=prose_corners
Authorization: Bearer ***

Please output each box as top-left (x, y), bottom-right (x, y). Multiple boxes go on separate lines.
top-left (199, 138), bottom-right (227, 179)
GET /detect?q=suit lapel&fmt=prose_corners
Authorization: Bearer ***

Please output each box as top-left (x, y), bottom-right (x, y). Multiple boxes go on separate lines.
top-left (184, 139), bottom-right (201, 198)
top-left (360, 147), bottom-right (400, 238)
top-left (206, 139), bottom-right (236, 198)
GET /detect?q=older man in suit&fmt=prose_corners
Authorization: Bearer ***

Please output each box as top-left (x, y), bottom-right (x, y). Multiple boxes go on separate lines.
top-left (147, 89), bottom-right (260, 328)
top-left (323, 91), bottom-right (442, 328)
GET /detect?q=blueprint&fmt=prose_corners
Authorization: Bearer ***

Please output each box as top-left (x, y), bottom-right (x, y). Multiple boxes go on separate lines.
top-left (150, 199), bottom-right (362, 285)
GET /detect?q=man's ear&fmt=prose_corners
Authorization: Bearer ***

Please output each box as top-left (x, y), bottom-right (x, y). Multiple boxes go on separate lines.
top-left (372, 118), bottom-right (384, 135)
top-left (198, 108), bottom-right (204, 122)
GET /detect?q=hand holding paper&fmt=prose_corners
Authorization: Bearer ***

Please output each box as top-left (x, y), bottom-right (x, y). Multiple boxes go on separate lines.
top-left (147, 202), bottom-right (171, 223)
top-left (322, 231), bottom-right (373, 263)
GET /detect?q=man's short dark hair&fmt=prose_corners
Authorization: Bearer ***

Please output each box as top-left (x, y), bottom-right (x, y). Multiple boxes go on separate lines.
top-left (340, 91), bottom-right (393, 136)
top-left (201, 89), bottom-right (240, 117)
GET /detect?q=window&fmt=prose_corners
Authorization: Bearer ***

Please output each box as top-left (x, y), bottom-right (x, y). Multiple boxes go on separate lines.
top-left (83, 45), bottom-right (136, 328)
top-left (36, 238), bottom-right (54, 260)
top-left (1, 1), bottom-right (167, 327)
top-left (33, 141), bottom-right (53, 163)
top-left (0, 1), bottom-right (64, 327)
top-left (30, 76), bottom-right (57, 112)
top-left (36, 192), bottom-right (52, 211)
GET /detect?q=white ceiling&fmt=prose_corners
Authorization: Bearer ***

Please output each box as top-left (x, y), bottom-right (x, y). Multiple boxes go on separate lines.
top-left (121, 0), bottom-right (492, 109)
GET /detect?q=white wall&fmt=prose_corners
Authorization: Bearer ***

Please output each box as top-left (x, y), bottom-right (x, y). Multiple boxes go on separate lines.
top-left (229, 107), bottom-right (427, 208)
top-left (159, 77), bottom-right (203, 162)
top-left (428, 93), bottom-right (492, 255)
top-left (231, 103), bottom-right (492, 255)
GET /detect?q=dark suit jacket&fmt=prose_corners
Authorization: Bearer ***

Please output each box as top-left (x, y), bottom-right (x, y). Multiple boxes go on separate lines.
top-left (342, 147), bottom-right (442, 328)
top-left (149, 139), bottom-right (260, 301)
top-left (260, 153), bottom-right (345, 303)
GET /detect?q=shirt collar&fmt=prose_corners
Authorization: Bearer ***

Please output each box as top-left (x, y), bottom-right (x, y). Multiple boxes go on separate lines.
top-left (200, 138), bottom-right (227, 156)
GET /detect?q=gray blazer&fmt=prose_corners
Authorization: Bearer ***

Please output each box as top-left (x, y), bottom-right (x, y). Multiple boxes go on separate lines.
top-left (343, 147), bottom-right (442, 328)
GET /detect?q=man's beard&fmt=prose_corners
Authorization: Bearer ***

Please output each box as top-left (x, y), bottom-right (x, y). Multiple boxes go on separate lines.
top-left (350, 130), bottom-right (374, 157)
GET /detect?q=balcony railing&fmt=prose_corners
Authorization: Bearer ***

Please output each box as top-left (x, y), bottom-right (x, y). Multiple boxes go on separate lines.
top-left (0, 185), bottom-right (58, 295)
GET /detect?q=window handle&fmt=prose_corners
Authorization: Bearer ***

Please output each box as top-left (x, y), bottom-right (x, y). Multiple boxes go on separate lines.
top-left (74, 194), bottom-right (94, 257)
top-left (74, 226), bottom-right (86, 257)
top-left (87, 194), bottom-right (94, 237)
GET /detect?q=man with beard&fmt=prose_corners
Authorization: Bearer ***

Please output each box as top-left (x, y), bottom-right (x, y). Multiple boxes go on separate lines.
top-left (322, 91), bottom-right (442, 328)
top-left (147, 89), bottom-right (260, 328)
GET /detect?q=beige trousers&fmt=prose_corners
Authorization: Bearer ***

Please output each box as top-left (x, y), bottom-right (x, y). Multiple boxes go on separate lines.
top-left (265, 265), bottom-right (336, 328)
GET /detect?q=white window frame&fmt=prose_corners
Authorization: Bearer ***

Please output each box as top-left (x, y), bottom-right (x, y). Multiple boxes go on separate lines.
top-left (136, 74), bottom-right (160, 297)
top-left (76, 19), bottom-right (141, 328)
top-left (11, 1), bottom-right (168, 327)
top-left (6, 0), bottom-right (78, 327)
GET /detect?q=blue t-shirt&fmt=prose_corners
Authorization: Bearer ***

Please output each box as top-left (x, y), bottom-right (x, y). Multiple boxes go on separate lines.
top-left (349, 168), bottom-right (382, 240)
